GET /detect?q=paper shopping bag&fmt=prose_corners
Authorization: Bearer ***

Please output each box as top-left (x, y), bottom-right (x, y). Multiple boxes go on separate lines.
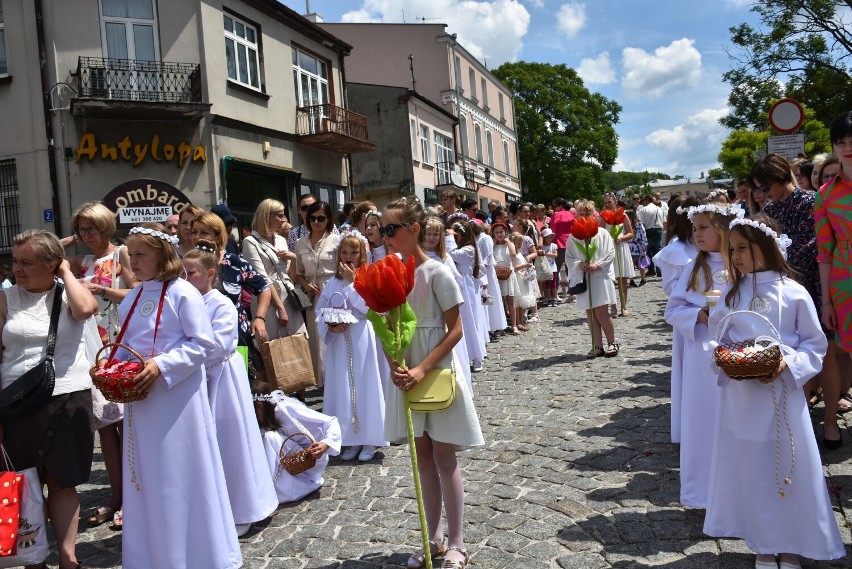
top-left (0, 468), bottom-right (48, 567)
top-left (260, 334), bottom-right (316, 394)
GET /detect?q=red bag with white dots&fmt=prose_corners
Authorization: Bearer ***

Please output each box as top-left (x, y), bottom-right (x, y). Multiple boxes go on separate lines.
top-left (0, 448), bottom-right (48, 567)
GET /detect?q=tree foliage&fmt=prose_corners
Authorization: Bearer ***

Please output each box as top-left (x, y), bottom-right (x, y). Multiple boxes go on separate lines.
top-left (492, 62), bottom-right (622, 205)
top-left (722, 0), bottom-right (851, 128)
top-left (604, 171), bottom-right (670, 191)
top-left (707, 167), bottom-right (732, 179)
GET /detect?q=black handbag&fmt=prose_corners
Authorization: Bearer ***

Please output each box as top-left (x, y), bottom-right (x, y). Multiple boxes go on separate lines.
top-left (0, 281), bottom-right (64, 415)
top-left (568, 274), bottom-right (587, 295)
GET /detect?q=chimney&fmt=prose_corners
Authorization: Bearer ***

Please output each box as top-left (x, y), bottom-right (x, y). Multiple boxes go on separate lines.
top-left (303, 0), bottom-right (323, 23)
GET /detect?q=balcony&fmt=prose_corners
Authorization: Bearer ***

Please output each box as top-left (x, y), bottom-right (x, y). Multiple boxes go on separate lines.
top-left (296, 104), bottom-right (375, 154)
top-left (435, 161), bottom-right (468, 189)
top-left (71, 57), bottom-right (211, 120)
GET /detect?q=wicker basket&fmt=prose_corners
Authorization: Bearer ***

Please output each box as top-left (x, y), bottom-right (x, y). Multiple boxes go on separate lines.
top-left (90, 343), bottom-right (148, 403)
top-left (495, 265), bottom-right (513, 281)
top-left (278, 432), bottom-right (316, 475)
top-left (712, 311), bottom-right (783, 380)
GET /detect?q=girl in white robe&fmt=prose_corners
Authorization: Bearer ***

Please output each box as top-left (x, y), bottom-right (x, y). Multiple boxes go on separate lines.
top-left (704, 217), bottom-right (843, 566)
top-left (117, 225), bottom-right (241, 569)
top-left (364, 211), bottom-right (388, 265)
top-left (184, 242), bottom-right (278, 535)
top-left (663, 206), bottom-right (736, 508)
top-left (476, 227), bottom-right (507, 334)
top-left (316, 233), bottom-right (388, 462)
top-left (251, 383), bottom-right (341, 503)
top-left (447, 220), bottom-right (488, 372)
top-left (492, 223), bottom-right (520, 334)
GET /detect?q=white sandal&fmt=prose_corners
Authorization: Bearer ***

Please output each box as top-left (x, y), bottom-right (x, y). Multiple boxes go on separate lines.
top-left (441, 547), bottom-right (469, 568)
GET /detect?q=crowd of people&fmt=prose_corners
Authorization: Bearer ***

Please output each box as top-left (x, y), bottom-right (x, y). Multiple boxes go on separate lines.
top-left (0, 111), bottom-right (848, 569)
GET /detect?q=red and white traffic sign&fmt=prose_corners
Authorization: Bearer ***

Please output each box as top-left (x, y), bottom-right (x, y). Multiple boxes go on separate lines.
top-left (768, 98), bottom-right (804, 133)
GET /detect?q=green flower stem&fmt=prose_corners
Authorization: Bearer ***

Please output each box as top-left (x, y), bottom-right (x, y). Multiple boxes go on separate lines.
top-left (614, 242), bottom-right (626, 311)
top-left (395, 306), bottom-right (432, 569)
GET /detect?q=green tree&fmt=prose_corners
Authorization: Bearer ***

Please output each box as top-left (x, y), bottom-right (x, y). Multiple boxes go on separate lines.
top-left (604, 171), bottom-right (670, 191)
top-left (707, 167), bottom-right (732, 179)
top-left (722, 0), bottom-right (851, 127)
top-left (492, 62), bottom-right (622, 205)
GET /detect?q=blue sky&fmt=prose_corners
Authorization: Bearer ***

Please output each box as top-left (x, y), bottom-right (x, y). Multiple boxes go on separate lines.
top-left (282, 0), bottom-right (763, 179)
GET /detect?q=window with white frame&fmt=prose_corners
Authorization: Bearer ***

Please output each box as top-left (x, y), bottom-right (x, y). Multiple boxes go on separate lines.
top-left (224, 12), bottom-right (261, 90)
top-left (486, 130), bottom-right (494, 166)
top-left (474, 124), bottom-right (483, 162)
top-left (293, 47), bottom-right (329, 107)
top-left (459, 115), bottom-right (469, 157)
top-left (100, 0), bottom-right (159, 62)
top-left (481, 78), bottom-right (488, 108)
top-left (503, 139), bottom-right (511, 176)
top-left (469, 68), bottom-right (477, 101)
top-left (419, 124), bottom-right (431, 164)
top-left (0, 2), bottom-right (7, 76)
top-left (434, 132), bottom-right (454, 165)
top-left (410, 119), bottom-right (418, 160)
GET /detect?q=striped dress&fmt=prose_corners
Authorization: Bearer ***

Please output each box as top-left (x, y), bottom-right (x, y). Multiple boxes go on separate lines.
top-left (814, 174), bottom-right (852, 350)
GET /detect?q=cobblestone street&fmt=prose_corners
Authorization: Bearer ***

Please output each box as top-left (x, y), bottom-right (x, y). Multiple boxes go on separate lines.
top-left (72, 279), bottom-right (852, 568)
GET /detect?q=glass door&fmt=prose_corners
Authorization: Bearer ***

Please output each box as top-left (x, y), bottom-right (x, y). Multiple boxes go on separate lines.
top-left (99, 0), bottom-right (160, 100)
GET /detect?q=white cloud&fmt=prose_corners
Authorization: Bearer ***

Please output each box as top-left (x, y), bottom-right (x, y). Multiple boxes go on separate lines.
top-left (577, 51), bottom-right (615, 84)
top-left (556, 3), bottom-right (586, 38)
top-left (524, 0), bottom-right (545, 8)
top-left (644, 107), bottom-right (729, 174)
top-left (725, 0), bottom-right (752, 7)
top-left (340, 0), bottom-right (531, 65)
top-left (621, 38), bottom-right (702, 99)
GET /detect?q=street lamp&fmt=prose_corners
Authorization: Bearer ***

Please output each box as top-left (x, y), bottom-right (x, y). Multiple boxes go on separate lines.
top-left (475, 167), bottom-right (491, 190)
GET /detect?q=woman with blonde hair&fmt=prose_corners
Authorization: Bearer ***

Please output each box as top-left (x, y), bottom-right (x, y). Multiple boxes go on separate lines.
top-left (175, 205), bottom-right (204, 257)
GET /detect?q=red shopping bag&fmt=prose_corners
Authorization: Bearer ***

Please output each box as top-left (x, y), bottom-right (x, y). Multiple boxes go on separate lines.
top-left (0, 471), bottom-right (24, 557)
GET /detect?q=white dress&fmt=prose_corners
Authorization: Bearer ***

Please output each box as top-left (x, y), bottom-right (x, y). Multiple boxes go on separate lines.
top-left (477, 233), bottom-right (507, 332)
top-left (117, 279), bottom-right (241, 569)
top-left (704, 271), bottom-right (843, 559)
top-left (203, 289), bottom-right (278, 525)
top-left (261, 396), bottom-right (342, 503)
top-left (447, 243), bottom-right (488, 364)
top-left (602, 223), bottom-right (636, 278)
top-left (653, 238), bottom-right (698, 444)
top-left (383, 260), bottom-right (485, 450)
top-left (512, 252), bottom-right (537, 310)
top-left (316, 278), bottom-right (388, 447)
top-left (664, 253), bottom-right (727, 508)
top-left (368, 243), bottom-right (388, 265)
top-left (493, 243), bottom-right (518, 298)
top-left (564, 227), bottom-right (617, 311)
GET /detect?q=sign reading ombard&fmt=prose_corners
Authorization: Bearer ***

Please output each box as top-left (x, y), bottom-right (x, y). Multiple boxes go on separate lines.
top-left (102, 179), bottom-right (192, 229)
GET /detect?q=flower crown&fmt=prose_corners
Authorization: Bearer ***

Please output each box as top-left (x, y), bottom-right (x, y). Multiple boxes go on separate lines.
top-left (452, 222), bottom-right (467, 234)
top-left (365, 210), bottom-right (382, 219)
top-left (194, 243), bottom-right (216, 254)
top-left (729, 218), bottom-right (792, 257)
top-left (678, 202), bottom-right (745, 221)
top-left (252, 389), bottom-right (287, 403)
top-left (446, 212), bottom-right (469, 224)
top-left (340, 228), bottom-right (368, 245)
top-left (705, 189), bottom-right (729, 201)
top-left (129, 226), bottom-right (179, 245)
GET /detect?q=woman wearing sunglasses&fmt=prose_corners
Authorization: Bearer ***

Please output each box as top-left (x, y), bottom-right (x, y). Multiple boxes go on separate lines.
top-left (294, 201), bottom-right (340, 385)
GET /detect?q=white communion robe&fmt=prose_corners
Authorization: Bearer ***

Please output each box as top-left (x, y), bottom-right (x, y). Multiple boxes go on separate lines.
top-left (564, 227), bottom-right (617, 311)
top-left (261, 397), bottom-right (342, 503)
top-left (203, 289), bottom-right (278, 525)
top-left (664, 252), bottom-right (727, 508)
top-left (477, 232), bottom-right (507, 332)
top-left (316, 278), bottom-right (388, 447)
top-left (117, 279), bottom-right (241, 569)
top-left (704, 271), bottom-right (843, 559)
top-left (447, 243), bottom-right (488, 364)
top-left (654, 238), bottom-right (698, 444)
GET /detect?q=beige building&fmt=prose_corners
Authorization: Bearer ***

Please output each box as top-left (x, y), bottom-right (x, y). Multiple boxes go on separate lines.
top-left (320, 23), bottom-right (522, 209)
top-left (0, 0), bottom-right (372, 248)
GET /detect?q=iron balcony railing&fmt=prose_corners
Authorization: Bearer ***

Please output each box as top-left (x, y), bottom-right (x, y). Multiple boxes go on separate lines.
top-left (296, 104), bottom-right (369, 142)
top-left (77, 57), bottom-right (203, 103)
top-left (435, 161), bottom-right (467, 187)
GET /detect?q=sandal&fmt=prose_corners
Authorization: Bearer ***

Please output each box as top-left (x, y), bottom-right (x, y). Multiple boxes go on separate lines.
top-left (517, 324), bottom-right (530, 332)
top-left (807, 389), bottom-right (823, 410)
top-left (407, 539), bottom-right (448, 569)
top-left (441, 547), bottom-right (470, 568)
top-left (586, 346), bottom-right (604, 359)
top-left (111, 509), bottom-right (123, 530)
top-left (87, 506), bottom-right (115, 527)
top-left (837, 393), bottom-right (852, 416)
top-left (604, 343), bottom-right (620, 357)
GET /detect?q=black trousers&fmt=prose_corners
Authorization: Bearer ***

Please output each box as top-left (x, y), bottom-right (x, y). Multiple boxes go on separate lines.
top-left (645, 228), bottom-right (664, 275)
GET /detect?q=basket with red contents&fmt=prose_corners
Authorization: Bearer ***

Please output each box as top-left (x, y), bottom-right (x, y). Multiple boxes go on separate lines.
top-left (90, 343), bottom-right (148, 403)
top-left (711, 311), bottom-right (783, 380)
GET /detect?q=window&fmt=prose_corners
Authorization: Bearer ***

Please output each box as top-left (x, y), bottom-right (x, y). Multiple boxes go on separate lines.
top-left (0, 2), bottom-right (7, 75)
top-left (469, 68), bottom-right (477, 101)
top-left (474, 124), bottom-right (483, 162)
top-left (224, 12), bottom-right (260, 90)
top-left (0, 159), bottom-right (20, 253)
top-left (454, 56), bottom-right (463, 93)
top-left (459, 115), bottom-right (469, 158)
top-left (481, 78), bottom-right (488, 108)
top-left (100, 0), bottom-right (158, 62)
top-left (434, 132), bottom-right (454, 165)
top-left (503, 139), bottom-right (511, 176)
top-left (498, 93), bottom-right (505, 120)
top-left (410, 119), bottom-right (418, 160)
top-left (419, 124), bottom-right (431, 164)
top-left (292, 47), bottom-right (329, 107)
top-left (486, 131), bottom-right (494, 166)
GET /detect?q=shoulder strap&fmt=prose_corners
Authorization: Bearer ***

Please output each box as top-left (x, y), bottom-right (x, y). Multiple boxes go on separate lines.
top-left (248, 235), bottom-right (288, 284)
top-left (45, 281), bottom-right (65, 359)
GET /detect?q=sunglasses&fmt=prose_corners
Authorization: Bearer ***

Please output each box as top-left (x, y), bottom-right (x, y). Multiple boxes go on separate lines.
top-left (380, 223), bottom-right (407, 237)
top-left (754, 184), bottom-right (770, 193)
top-left (300, 204), bottom-right (313, 212)
top-left (308, 215), bottom-right (327, 223)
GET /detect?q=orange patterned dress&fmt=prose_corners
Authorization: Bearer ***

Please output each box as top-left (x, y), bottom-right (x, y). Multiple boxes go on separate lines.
top-left (814, 174), bottom-right (852, 350)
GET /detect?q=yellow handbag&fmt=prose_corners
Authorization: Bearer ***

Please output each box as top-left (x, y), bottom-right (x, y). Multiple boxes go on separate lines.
top-left (406, 359), bottom-right (456, 412)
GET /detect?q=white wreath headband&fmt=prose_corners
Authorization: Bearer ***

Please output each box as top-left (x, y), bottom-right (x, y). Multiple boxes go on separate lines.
top-left (340, 228), bottom-right (368, 245)
top-left (194, 243), bottom-right (216, 253)
top-left (365, 210), bottom-right (382, 219)
top-left (129, 226), bottom-right (179, 246)
top-left (446, 212), bottom-right (470, 224)
top-left (679, 203), bottom-right (745, 221)
top-left (452, 222), bottom-right (467, 234)
top-left (252, 389), bottom-right (287, 403)
top-left (705, 189), bottom-right (729, 201)
top-left (729, 218), bottom-right (792, 257)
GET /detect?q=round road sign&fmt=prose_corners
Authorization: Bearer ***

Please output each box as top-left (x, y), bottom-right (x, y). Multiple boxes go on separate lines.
top-left (768, 98), bottom-right (804, 133)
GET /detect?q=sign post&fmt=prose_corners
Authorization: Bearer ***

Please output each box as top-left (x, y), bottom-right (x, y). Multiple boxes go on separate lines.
top-left (767, 98), bottom-right (805, 159)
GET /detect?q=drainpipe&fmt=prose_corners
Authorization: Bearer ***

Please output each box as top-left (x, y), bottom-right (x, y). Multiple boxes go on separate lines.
top-left (449, 34), bottom-right (462, 163)
top-left (339, 50), bottom-right (354, 199)
top-left (35, 0), bottom-right (63, 234)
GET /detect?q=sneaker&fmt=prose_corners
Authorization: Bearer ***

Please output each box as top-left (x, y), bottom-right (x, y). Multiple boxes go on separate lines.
top-left (358, 445), bottom-right (377, 462)
top-left (528, 315), bottom-right (540, 323)
top-left (235, 523), bottom-right (252, 537)
top-left (341, 446), bottom-right (362, 461)
top-left (472, 360), bottom-right (484, 373)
